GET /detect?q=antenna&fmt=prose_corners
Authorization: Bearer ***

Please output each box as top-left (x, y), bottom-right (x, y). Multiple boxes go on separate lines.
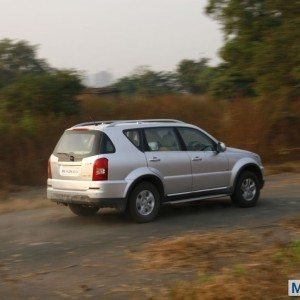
top-left (89, 116), bottom-right (96, 126)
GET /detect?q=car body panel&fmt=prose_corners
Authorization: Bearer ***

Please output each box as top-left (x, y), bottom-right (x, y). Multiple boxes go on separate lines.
top-left (187, 150), bottom-right (230, 190)
top-left (144, 151), bottom-right (192, 195)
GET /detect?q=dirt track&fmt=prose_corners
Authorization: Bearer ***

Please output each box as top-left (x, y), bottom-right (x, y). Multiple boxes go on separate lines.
top-left (0, 173), bottom-right (299, 299)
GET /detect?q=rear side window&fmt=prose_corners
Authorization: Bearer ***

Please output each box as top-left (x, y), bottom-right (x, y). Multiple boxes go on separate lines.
top-left (124, 129), bottom-right (142, 151)
top-left (144, 127), bottom-right (181, 151)
top-left (100, 134), bottom-right (115, 154)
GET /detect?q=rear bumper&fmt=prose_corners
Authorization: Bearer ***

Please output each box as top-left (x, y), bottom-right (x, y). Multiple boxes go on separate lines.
top-left (47, 188), bottom-right (127, 210)
top-left (47, 179), bottom-right (130, 210)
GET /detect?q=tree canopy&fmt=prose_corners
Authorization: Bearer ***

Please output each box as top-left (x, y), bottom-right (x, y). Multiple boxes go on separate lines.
top-left (176, 58), bottom-right (215, 94)
top-left (0, 39), bottom-right (83, 115)
top-left (0, 39), bottom-right (50, 89)
top-left (113, 1), bottom-right (299, 102)
top-left (1, 71), bottom-right (82, 115)
top-left (114, 67), bottom-right (181, 95)
top-left (206, 0), bottom-right (300, 100)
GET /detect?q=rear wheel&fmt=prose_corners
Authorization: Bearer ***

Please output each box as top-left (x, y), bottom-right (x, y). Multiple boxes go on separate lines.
top-left (231, 171), bottom-right (260, 207)
top-left (127, 182), bottom-right (160, 223)
top-left (69, 204), bottom-right (100, 216)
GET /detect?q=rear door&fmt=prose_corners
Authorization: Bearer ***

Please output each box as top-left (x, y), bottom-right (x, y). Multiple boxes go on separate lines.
top-left (177, 127), bottom-right (230, 191)
top-left (143, 127), bottom-right (192, 195)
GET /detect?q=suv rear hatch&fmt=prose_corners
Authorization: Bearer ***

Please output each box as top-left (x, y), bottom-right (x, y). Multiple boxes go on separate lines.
top-left (50, 129), bottom-right (114, 190)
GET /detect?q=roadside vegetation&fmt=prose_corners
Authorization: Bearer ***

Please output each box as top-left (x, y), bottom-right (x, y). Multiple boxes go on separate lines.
top-left (128, 219), bottom-right (300, 299)
top-left (1, 92), bottom-right (299, 190)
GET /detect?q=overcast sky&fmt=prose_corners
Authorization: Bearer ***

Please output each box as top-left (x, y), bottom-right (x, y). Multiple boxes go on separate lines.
top-left (0, 0), bottom-right (223, 79)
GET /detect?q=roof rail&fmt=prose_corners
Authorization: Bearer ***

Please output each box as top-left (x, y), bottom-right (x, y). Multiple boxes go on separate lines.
top-left (73, 119), bottom-right (184, 128)
top-left (107, 119), bottom-right (184, 127)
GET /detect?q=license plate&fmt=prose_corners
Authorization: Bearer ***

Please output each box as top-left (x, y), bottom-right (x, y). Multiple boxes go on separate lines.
top-left (59, 165), bottom-right (81, 177)
top-left (53, 193), bottom-right (89, 202)
top-left (56, 193), bottom-right (72, 200)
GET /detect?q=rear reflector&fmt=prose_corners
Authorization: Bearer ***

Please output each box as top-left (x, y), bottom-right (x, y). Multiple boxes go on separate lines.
top-left (93, 158), bottom-right (108, 181)
top-left (48, 159), bottom-right (52, 179)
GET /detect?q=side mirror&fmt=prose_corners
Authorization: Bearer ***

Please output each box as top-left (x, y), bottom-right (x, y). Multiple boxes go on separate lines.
top-left (217, 142), bottom-right (226, 153)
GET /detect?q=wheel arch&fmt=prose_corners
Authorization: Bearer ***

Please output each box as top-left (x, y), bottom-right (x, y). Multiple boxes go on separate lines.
top-left (231, 163), bottom-right (264, 193)
top-left (125, 175), bottom-right (165, 202)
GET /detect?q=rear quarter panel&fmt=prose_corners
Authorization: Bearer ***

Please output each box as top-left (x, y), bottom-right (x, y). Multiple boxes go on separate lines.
top-left (102, 127), bottom-right (147, 181)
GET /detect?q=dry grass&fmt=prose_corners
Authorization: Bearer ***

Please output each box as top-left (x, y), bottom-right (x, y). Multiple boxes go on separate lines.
top-left (263, 173), bottom-right (300, 190)
top-left (0, 187), bottom-right (52, 214)
top-left (79, 94), bottom-right (300, 163)
top-left (0, 93), bottom-right (299, 189)
top-left (281, 215), bottom-right (300, 234)
top-left (265, 161), bottom-right (300, 175)
top-left (129, 225), bottom-right (300, 299)
top-left (161, 244), bottom-right (300, 300)
top-left (129, 230), bottom-right (263, 271)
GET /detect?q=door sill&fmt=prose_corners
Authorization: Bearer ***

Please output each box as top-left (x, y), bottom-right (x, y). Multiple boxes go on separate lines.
top-left (164, 193), bottom-right (228, 204)
top-left (164, 187), bottom-right (230, 204)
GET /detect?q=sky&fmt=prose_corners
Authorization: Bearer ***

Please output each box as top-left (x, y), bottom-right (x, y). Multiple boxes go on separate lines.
top-left (0, 0), bottom-right (223, 80)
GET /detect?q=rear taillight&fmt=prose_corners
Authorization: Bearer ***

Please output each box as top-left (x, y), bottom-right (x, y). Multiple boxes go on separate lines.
top-left (93, 158), bottom-right (108, 181)
top-left (48, 159), bottom-right (52, 179)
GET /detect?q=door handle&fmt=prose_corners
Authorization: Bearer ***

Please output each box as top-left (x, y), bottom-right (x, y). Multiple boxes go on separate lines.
top-left (192, 156), bottom-right (202, 161)
top-left (149, 157), bottom-right (161, 162)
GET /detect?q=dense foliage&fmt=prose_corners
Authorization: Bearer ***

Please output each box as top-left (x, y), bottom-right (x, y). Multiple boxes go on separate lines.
top-left (114, 67), bottom-right (180, 95)
top-left (1, 71), bottom-right (82, 115)
top-left (0, 39), bottom-right (83, 115)
top-left (206, 0), bottom-right (300, 100)
top-left (0, 39), bottom-right (50, 89)
top-left (114, 60), bottom-right (216, 96)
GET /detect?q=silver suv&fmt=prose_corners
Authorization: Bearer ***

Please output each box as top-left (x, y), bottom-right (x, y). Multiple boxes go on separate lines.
top-left (47, 119), bottom-right (264, 222)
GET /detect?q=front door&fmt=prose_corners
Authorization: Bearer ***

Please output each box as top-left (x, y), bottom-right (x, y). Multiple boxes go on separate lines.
top-left (143, 127), bottom-right (192, 195)
top-left (177, 127), bottom-right (230, 191)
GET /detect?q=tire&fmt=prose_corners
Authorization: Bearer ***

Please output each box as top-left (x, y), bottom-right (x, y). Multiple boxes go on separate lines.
top-left (69, 204), bottom-right (100, 216)
top-left (231, 171), bottom-right (260, 207)
top-left (127, 182), bottom-right (160, 223)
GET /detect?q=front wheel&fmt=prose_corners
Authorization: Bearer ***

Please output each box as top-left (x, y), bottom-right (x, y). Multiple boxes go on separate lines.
top-left (69, 204), bottom-right (100, 216)
top-left (127, 182), bottom-right (160, 223)
top-left (231, 171), bottom-right (260, 207)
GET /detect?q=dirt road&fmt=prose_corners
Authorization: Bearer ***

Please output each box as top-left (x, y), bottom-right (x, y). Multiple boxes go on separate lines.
top-left (0, 173), bottom-right (299, 299)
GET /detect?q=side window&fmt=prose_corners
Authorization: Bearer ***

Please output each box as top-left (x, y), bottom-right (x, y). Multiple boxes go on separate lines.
top-left (100, 134), bottom-right (115, 154)
top-left (124, 129), bottom-right (142, 151)
top-left (144, 127), bottom-right (181, 151)
top-left (178, 127), bottom-right (215, 151)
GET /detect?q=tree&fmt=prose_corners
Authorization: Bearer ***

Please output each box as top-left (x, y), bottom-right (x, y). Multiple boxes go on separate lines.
top-left (115, 68), bottom-right (180, 95)
top-left (205, 0), bottom-right (300, 101)
top-left (177, 58), bottom-right (214, 94)
top-left (0, 39), bottom-right (50, 89)
top-left (209, 64), bottom-right (255, 99)
top-left (1, 70), bottom-right (83, 115)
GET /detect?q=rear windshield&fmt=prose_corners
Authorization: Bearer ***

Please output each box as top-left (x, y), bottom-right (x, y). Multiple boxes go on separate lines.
top-left (53, 130), bottom-right (115, 160)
